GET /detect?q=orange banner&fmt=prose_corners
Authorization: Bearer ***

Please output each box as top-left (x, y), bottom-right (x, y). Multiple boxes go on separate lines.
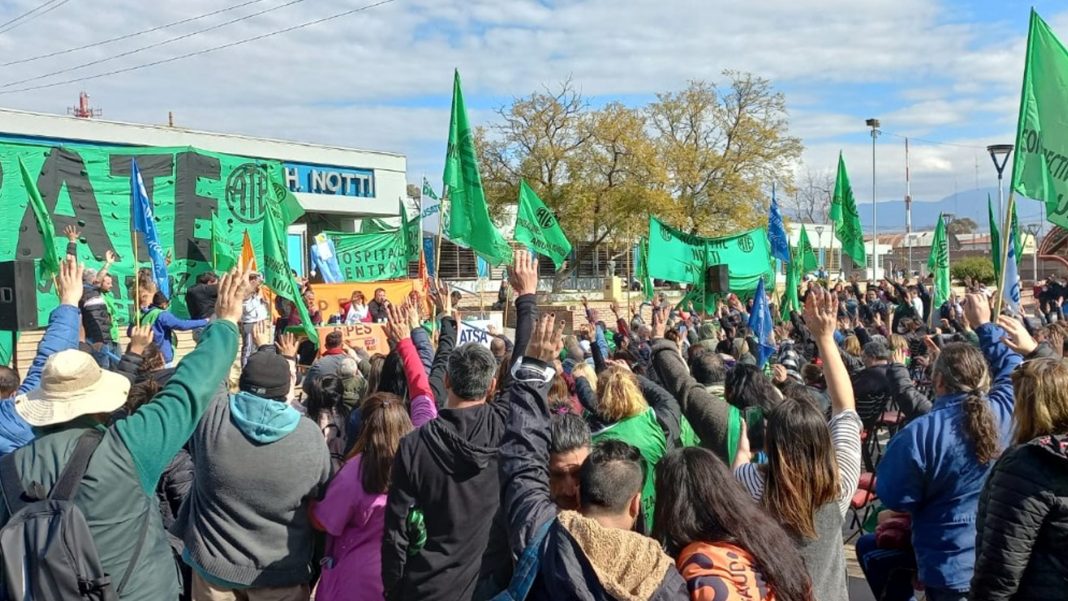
top-left (308, 279), bottom-right (422, 321)
top-left (316, 323), bottom-right (390, 356)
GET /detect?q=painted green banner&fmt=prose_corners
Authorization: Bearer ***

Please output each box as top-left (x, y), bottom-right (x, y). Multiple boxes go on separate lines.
top-left (0, 141), bottom-right (290, 328)
top-left (646, 216), bottom-right (775, 295)
top-left (328, 230), bottom-right (410, 282)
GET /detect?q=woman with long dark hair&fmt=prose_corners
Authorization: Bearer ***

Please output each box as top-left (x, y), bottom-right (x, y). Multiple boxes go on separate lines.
top-left (877, 294), bottom-right (1021, 601)
top-left (311, 305), bottom-right (437, 601)
top-left (655, 447), bottom-right (813, 601)
top-left (304, 374), bottom-right (349, 471)
top-left (734, 287), bottom-right (862, 600)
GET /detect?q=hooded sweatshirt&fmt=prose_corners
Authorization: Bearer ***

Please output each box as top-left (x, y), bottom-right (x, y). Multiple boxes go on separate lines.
top-left (174, 391), bottom-right (332, 588)
top-left (382, 402), bottom-right (512, 601)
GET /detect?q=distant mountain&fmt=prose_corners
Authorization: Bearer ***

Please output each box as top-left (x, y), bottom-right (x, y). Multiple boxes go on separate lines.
top-left (848, 187), bottom-right (1047, 232)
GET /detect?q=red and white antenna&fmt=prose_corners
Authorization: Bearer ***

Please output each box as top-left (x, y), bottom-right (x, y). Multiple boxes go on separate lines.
top-left (67, 92), bottom-right (101, 119)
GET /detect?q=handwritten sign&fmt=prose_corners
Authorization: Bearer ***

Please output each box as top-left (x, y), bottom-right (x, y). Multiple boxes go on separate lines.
top-left (315, 323), bottom-right (390, 356)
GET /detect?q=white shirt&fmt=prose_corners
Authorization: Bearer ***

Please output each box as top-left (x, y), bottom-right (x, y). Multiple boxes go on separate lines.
top-left (241, 295), bottom-right (269, 323)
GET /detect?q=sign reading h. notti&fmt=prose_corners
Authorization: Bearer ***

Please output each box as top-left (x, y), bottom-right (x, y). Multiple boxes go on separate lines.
top-left (284, 163), bottom-right (375, 197)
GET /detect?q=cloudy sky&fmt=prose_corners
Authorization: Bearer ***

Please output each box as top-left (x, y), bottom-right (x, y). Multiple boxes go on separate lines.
top-left (0, 0), bottom-right (1063, 225)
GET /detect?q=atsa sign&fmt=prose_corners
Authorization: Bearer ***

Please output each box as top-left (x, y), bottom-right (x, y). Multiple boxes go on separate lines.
top-left (284, 162), bottom-right (375, 198)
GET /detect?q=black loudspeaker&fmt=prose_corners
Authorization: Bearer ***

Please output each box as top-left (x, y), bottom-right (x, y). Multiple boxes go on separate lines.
top-left (0, 261), bottom-right (40, 331)
top-left (706, 264), bottom-right (730, 294)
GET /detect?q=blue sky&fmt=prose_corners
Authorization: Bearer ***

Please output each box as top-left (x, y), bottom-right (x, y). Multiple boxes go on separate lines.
top-left (0, 0), bottom-right (1064, 228)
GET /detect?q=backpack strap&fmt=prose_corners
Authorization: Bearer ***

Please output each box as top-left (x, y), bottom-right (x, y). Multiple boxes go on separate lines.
top-left (0, 452), bottom-right (27, 516)
top-left (49, 429), bottom-right (104, 502)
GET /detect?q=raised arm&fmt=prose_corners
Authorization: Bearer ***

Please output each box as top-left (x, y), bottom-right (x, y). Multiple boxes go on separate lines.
top-left (637, 373), bottom-right (685, 448)
top-left (157, 311), bottom-right (210, 332)
top-left (114, 268), bottom-right (248, 494)
top-left (388, 303), bottom-right (438, 428)
top-left (507, 251), bottom-right (540, 367)
top-left (428, 300), bottom-right (457, 409)
top-left (18, 257), bottom-right (83, 395)
top-left (499, 313), bottom-right (563, 555)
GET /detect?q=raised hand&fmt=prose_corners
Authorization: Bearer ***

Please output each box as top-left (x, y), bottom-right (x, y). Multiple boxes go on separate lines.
top-left (252, 320), bottom-right (274, 348)
top-left (997, 315), bottom-right (1038, 356)
top-left (277, 332), bottom-right (298, 358)
top-left (63, 225), bottom-right (79, 242)
top-left (962, 292), bottom-right (991, 328)
top-left (528, 313), bottom-right (564, 363)
top-left (127, 323), bottom-right (155, 356)
top-left (56, 256), bottom-right (84, 307)
top-left (803, 285), bottom-right (839, 341)
top-left (651, 304), bottom-right (670, 339)
top-left (104, 250), bottom-right (118, 264)
top-left (609, 301), bottom-right (620, 316)
top-left (508, 250), bottom-right (539, 297)
top-left (387, 302), bottom-right (412, 341)
top-left (214, 267), bottom-right (253, 324)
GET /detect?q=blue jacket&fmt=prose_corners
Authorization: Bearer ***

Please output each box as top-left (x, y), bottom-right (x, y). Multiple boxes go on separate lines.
top-left (136, 308), bottom-right (209, 363)
top-left (876, 322), bottom-right (1020, 591)
top-left (0, 304), bottom-right (81, 454)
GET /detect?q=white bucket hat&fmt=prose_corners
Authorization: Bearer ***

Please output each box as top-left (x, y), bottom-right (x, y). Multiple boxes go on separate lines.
top-left (15, 349), bottom-right (130, 427)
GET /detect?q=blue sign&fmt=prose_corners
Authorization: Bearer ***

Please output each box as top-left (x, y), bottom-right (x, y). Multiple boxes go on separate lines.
top-left (284, 162), bottom-right (375, 198)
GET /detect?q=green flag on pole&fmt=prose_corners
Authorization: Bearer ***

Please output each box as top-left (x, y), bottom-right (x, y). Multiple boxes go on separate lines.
top-left (19, 157), bottom-right (60, 286)
top-left (636, 237), bottom-right (654, 301)
top-left (211, 213), bottom-right (237, 272)
top-left (1012, 10), bottom-right (1068, 229)
top-left (989, 194), bottom-right (1003, 281)
top-left (264, 184), bottom-right (319, 346)
top-left (830, 152), bottom-right (867, 268)
top-left (1010, 200), bottom-right (1023, 266)
top-left (401, 199), bottom-right (421, 262)
top-left (514, 180), bottom-right (572, 267)
top-left (797, 225), bottom-right (818, 273)
top-left (443, 69), bottom-right (512, 266)
top-left (928, 213), bottom-right (951, 310)
top-left (422, 177), bottom-right (439, 201)
top-left (781, 245), bottom-right (801, 321)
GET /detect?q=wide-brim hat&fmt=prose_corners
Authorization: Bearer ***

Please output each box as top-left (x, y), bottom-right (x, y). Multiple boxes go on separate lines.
top-left (15, 349), bottom-right (130, 427)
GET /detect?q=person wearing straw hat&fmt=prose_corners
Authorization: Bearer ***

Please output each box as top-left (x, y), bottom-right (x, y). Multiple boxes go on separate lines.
top-left (0, 259), bottom-right (250, 601)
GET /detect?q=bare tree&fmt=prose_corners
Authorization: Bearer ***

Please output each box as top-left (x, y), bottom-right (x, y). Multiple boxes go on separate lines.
top-left (783, 169), bottom-right (834, 223)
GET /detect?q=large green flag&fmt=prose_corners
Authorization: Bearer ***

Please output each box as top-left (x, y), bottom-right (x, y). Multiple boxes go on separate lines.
top-left (264, 185), bottom-right (319, 345)
top-left (1012, 10), bottom-right (1068, 229)
top-left (797, 225), bottom-right (818, 272)
top-left (514, 180), bottom-right (572, 267)
top-left (443, 70), bottom-right (512, 265)
top-left (19, 157), bottom-right (60, 285)
top-left (928, 213), bottom-right (951, 310)
top-left (989, 194), bottom-right (1003, 281)
top-left (211, 213), bottom-right (237, 272)
top-left (830, 152), bottom-right (867, 267)
top-left (636, 237), bottom-right (653, 301)
top-left (646, 216), bottom-right (775, 295)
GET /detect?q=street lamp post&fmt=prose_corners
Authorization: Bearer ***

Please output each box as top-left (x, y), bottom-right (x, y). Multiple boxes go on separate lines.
top-left (814, 225), bottom-right (825, 273)
top-left (1026, 223), bottom-right (1041, 283)
top-left (987, 144), bottom-right (1014, 224)
top-left (944, 213), bottom-right (955, 275)
top-left (867, 118), bottom-right (881, 280)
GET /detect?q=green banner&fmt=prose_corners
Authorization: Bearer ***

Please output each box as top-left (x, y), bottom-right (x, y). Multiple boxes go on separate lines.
top-left (928, 213), bottom-right (950, 310)
top-left (328, 230), bottom-right (410, 282)
top-left (797, 224), bottom-right (818, 273)
top-left (830, 152), bottom-right (867, 267)
top-left (515, 179), bottom-right (571, 267)
top-left (0, 141), bottom-right (290, 327)
top-left (647, 216), bottom-right (775, 295)
top-left (1013, 10), bottom-right (1068, 228)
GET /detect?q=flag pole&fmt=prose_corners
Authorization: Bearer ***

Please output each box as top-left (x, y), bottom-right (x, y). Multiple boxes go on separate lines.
top-left (435, 185), bottom-right (448, 280)
top-left (993, 192), bottom-right (1017, 317)
top-left (131, 230), bottom-right (140, 326)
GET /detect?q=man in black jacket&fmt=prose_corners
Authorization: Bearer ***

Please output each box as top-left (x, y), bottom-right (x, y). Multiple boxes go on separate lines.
top-left (185, 272), bottom-right (219, 320)
top-left (382, 252), bottom-right (537, 601)
top-left (500, 309), bottom-right (688, 601)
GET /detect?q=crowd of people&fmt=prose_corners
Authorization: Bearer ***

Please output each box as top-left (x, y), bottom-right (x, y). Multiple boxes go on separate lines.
top-left (0, 238), bottom-right (1065, 601)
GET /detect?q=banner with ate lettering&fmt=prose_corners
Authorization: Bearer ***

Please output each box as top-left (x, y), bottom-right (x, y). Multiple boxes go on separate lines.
top-left (0, 141), bottom-right (291, 326)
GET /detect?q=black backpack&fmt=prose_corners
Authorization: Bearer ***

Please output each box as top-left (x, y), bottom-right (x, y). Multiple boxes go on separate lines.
top-left (0, 430), bottom-right (147, 601)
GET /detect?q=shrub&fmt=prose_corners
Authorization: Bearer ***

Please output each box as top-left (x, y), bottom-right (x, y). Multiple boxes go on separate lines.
top-left (950, 256), bottom-right (995, 285)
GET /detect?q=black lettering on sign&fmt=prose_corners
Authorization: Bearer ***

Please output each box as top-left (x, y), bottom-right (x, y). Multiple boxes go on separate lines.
top-left (15, 147), bottom-right (114, 262)
top-left (174, 151), bottom-right (221, 263)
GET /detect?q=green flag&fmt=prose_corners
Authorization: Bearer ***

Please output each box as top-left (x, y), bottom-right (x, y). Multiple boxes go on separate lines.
top-left (1010, 200), bottom-right (1023, 266)
top-left (359, 218), bottom-right (392, 234)
top-left (830, 152), bottom-right (867, 267)
top-left (646, 216), bottom-right (775, 297)
top-left (780, 244), bottom-right (801, 321)
top-left (1012, 10), bottom-right (1068, 229)
top-left (327, 230), bottom-right (410, 281)
top-left (637, 238), bottom-right (654, 301)
top-left (422, 176), bottom-right (439, 201)
top-left (443, 70), bottom-right (512, 266)
top-left (211, 213), bottom-right (237, 272)
top-left (514, 180), bottom-right (572, 267)
top-left (797, 225), bottom-right (818, 272)
top-left (19, 157), bottom-right (60, 285)
top-left (264, 185), bottom-right (319, 345)
top-left (928, 213), bottom-right (951, 310)
top-left (989, 194), bottom-right (1003, 281)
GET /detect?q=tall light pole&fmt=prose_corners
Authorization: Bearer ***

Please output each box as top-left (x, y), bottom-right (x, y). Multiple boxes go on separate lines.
top-left (987, 144), bottom-right (1013, 222)
top-left (814, 225), bottom-right (825, 272)
top-left (1026, 223), bottom-right (1041, 283)
top-left (905, 137), bottom-right (913, 275)
top-left (867, 118), bottom-right (881, 279)
top-left (944, 213), bottom-right (955, 275)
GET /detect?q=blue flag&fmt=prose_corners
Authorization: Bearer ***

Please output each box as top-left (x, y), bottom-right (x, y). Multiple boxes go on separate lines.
top-left (130, 158), bottom-right (170, 298)
top-left (423, 236), bottom-right (437, 277)
top-left (476, 256), bottom-right (490, 279)
top-left (747, 277), bottom-right (776, 368)
top-left (768, 184), bottom-right (790, 264)
top-left (1003, 233), bottom-right (1021, 313)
